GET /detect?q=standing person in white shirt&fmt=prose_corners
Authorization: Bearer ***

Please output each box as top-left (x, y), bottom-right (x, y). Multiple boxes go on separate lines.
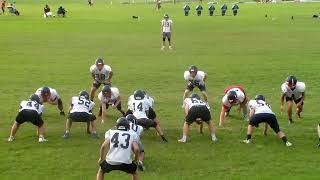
top-left (62, 91), bottom-right (98, 139)
top-left (243, 95), bottom-right (292, 147)
top-left (96, 118), bottom-right (140, 180)
top-left (8, 94), bottom-right (47, 143)
top-left (98, 85), bottom-right (126, 123)
top-left (89, 57), bottom-right (113, 101)
top-left (178, 93), bottom-right (217, 143)
top-left (280, 75), bottom-right (306, 124)
top-left (183, 65), bottom-right (208, 106)
top-left (161, 14), bottom-right (173, 50)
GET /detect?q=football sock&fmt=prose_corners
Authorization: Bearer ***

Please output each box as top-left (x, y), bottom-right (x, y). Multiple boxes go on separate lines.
top-left (247, 134), bottom-right (252, 140)
top-left (161, 135), bottom-right (168, 142)
top-left (281, 136), bottom-right (288, 143)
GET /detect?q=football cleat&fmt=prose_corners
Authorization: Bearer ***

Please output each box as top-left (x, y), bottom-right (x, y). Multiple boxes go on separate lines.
top-left (161, 46), bottom-right (165, 50)
top-left (137, 160), bottom-right (145, 171)
top-left (212, 136), bottom-right (218, 142)
top-left (91, 133), bottom-right (99, 139)
top-left (169, 46), bottom-right (173, 50)
top-left (8, 136), bottom-right (15, 142)
top-left (62, 132), bottom-right (70, 139)
top-left (242, 139), bottom-right (252, 144)
top-left (39, 137), bottom-right (48, 143)
top-left (178, 138), bottom-right (186, 143)
top-left (286, 141), bottom-right (293, 147)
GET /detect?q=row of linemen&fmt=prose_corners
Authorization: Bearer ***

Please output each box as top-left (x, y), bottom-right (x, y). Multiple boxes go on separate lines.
top-left (183, 3), bottom-right (239, 16)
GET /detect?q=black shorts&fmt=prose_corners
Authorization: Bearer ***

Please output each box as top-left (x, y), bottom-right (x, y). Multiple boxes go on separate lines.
top-left (285, 97), bottom-right (304, 105)
top-left (186, 106), bottom-right (211, 124)
top-left (69, 112), bottom-right (96, 122)
top-left (15, 110), bottom-right (44, 127)
top-left (136, 118), bottom-right (157, 128)
top-left (148, 107), bottom-right (157, 120)
top-left (100, 161), bottom-right (137, 174)
top-left (92, 81), bottom-right (111, 89)
top-left (249, 113), bottom-right (280, 133)
top-left (186, 82), bottom-right (206, 92)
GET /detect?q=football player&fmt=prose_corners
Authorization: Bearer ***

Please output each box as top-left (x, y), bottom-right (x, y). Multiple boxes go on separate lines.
top-left (183, 65), bottom-right (208, 106)
top-left (35, 86), bottom-right (65, 116)
top-left (8, 94), bottom-right (47, 142)
top-left (243, 95), bottom-right (292, 147)
top-left (125, 114), bottom-right (145, 171)
top-left (317, 124), bottom-right (320, 147)
top-left (178, 93), bottom-right (217, 143)
top-left (98, 85), bottom-right (125, 123)
top-left (219, 86), bottom-right (248, 126)
top-left (127, 90), bottom-right (168, 142)
top-left (96, 118), bottom-right (140, 180)
top-left (280, 75), bottom-right (306, 124)
top-left (89, 57), bottom-right (113, 101)
top-left (161, 14), bottom-right (173, 50)
top-left (63, 91), bottom-right (98, 139)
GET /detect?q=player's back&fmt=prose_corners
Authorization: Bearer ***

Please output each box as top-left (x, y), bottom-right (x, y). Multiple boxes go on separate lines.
top-left (249, 100), bottom-right (274, 115)
top-left (128, 99), bottom-right (149, 119)
top-left (129, 122), bottom-right (143, 137)
top-left (20, 100), bottom-right (43, 114)
top-left (105, 129), bottom-right (139, 165)
top-left (70, 96), bottom-right (94, 114)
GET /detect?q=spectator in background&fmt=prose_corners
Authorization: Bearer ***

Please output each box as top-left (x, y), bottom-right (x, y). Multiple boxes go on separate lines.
top-left (221, 3), bottom-right (227, 16)
top-left (57, 6), bottom-right (66, 17)
top-left (196, 4), bottom-right (203, 16)
top-left (232, 4), bottom-right (239, 16)
top-left (183, 4), bottom-right (190, 16)
top-left (43, 4), bottom-right (53, 18)
top-left (208, 3), bottom-right (215, 16)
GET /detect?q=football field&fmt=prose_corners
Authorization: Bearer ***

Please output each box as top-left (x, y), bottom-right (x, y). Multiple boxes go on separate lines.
top-left (1, 0), bottom-right (320, 179)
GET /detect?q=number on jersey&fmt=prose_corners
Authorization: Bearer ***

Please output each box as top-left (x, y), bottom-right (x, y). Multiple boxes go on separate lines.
top-left (111, 132), bottom-right (131, 149)
top-left (78, 96), bottom-right (90, 108)
top-left (27, 101), bottom-right (39, 110)
top-left (133, 102), bottom-right (143, 111)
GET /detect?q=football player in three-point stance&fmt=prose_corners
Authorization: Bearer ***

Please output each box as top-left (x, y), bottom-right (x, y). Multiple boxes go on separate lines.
top-left (280, 75), bottom-right (306, 124)
top-left (178, 93), bottom-right (217, 143)
top-left (127, 90), bottom-right (168, 142)
top-left (35, 86), bottom-right (65, 116)
top-left (243, 95), bottom-right (292, 147)
top-left (183, 65), bottom-right (209, 107)
top-left (89, 57), bottom-right (113, 101)
top-left (8, 94), bottom-right (47, 143)
top-left (219, 86), bottom-right (248, 127)
top-left (96, 118), bottom-right (140, 180)
top-left (62, 91), bottom-right (98, 139)
top-left (98, 85), bottom-right (126, 123)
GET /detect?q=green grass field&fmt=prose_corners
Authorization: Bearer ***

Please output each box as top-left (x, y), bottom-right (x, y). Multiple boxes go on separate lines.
top-left (1, 0), bottom-right (320, 179)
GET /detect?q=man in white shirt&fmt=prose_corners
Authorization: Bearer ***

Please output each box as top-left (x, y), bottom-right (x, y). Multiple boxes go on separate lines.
top-left (280, 75), bottom-right (306, 124)
top-left (96, 118), bottom-right (140, 180)
top-left (98, 85), bottom-right (125, 123)
top-left (89, 57), bottom-right (113, 101)
top-left (183, 65), bottom-right (208, 106)
top-left (242, 95), bottom-right (292, 147)
top-left (63, 91), bottom-right (98, 139)
top-left (178, 93), bottom-right (217, 143)
top-left (161, 14), bottom-right (173, 50)
top-left (219, 86), bottom-right (248, 126)
top-left (35, 86), bottom-right (65, 116)
top-left (8, 94), bottom-right (47, 142)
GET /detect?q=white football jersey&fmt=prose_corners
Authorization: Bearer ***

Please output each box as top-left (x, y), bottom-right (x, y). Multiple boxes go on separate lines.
top-left (20, 100), bottom-right (43, 114)
top-left (128, 99), bottom-right (149, 119)
top-left (35, 87), bottom-right (60, 104)
top-left (128, 94), bottom-right (154, 108)
top-left (90, 64), bottom-right (112, 84)
top-left (98, 87), bottom-right (120, 105)
top-left (70, 96), bottom-right (95, 114)
top-left (222, 87), bottom-right (246, 108)
top-left (184, 71), bottom-right (206, 85)
top-left (161, 19), bottom-right (173, 33)
top-left (105, 129), bottom-right (139, 165)
top-left (281, 82), bottom-right (305, 100)
top-left (129, 122), bottom-right (143, 137)
top-left (184, 98), bottom-right (208, 110)
top-left (248, 100), bottom-right (274, 115)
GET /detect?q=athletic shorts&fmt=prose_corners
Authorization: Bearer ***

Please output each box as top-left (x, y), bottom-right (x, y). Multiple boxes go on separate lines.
top-left (100, 161), bottom-right (137, 174)
top-left (186, 82), bottom-right (206, 92)
top-left (186, 105), bottom-right (211, 124)
top-left (162, 32), bottom-right (171, 39)
top-left (69, 112), bottom-right (96, 122)
top-left (285, 97), bottom-right (304, 105)
top-left (16, 110), bottom-right (44, 127)
top-left (136, 118), bottom-right (157, 129)
top-left (147, 107), bottom-right (157, 120)
top-left (249, 113), bottom-right (280, 133)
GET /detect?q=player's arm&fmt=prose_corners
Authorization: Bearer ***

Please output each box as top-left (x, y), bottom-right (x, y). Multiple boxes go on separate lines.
top-left (239, 96), bottom-right (248, 112)
top-left (101, 102), bottom-right (107, 123)
top-left (68, 100), bottom-right (73, 114)
top-left (107, 71), bottom-right (113, 83)
top-left (263, 123), bottom-right (268, 136)
top-left (184, 104), bottom-right (189, 116)
top-left (113, 96), bottom-right (121, 108)
top-left (132, 141), bottom-right (140, 163)
top-left (297, 92), bottom-right (305, 107)
top-left (248, 107), bottom-right (255, 118)
top-left (91, 72), bottom-right (96, 82)
top-left (219, 106), bottom-right (228, 126)
top-left (203, 73), bottom-right (208, 82)
top-left (98, 139), bottom-right (110, 164)
top-left (280, 93), bottom-right (285, 111)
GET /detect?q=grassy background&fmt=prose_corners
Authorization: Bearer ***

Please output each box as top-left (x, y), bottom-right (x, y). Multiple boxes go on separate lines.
top-left (1, 1), bottom-right (320, 179)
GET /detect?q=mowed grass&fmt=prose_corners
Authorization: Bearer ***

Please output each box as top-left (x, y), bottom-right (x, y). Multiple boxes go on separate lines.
top-left (1, 0), bottom-right (320, 179)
